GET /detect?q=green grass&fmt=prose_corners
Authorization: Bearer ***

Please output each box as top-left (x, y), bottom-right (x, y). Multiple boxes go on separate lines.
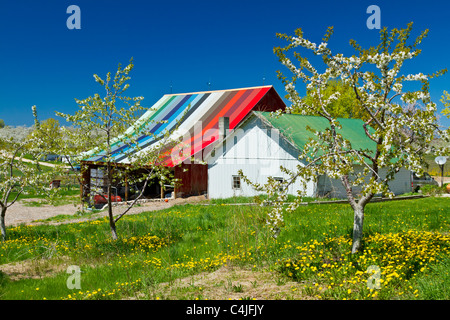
top-left (208, 194), bottom-right (340, 204)
top-left (413, 255), bottom-right (450, 299)
top-left (0, 197), bottom-right (449, 300)
top-left (10, 159), bottom-right (54, 176)
top-left (7, 186), bottom-right (79, 204)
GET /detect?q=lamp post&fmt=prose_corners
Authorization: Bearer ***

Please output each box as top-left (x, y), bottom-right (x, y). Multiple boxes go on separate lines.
top-left (434, 156), bottom-right (447, 187)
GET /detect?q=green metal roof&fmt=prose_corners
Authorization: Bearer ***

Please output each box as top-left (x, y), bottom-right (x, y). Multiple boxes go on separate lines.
top-left (255, 111), bottom-right (377, 157)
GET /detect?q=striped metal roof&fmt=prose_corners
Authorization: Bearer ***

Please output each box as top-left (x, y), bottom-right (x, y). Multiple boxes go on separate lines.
top-left (85, 85), bottom-right (284, 167)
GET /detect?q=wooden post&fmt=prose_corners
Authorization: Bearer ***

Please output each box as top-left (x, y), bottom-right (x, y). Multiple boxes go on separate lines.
top-left (79, 177), bottom-right (83, 206)
top-left (80, 162), bottom-right (91, 206)
top-left (125, 174), bottom-right (128, 202)
top-left (173, 166), bottom-right (178, 199)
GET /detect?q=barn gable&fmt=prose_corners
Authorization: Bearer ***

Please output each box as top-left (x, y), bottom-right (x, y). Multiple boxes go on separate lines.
top-left (206, 112), bottom-right (314, 199)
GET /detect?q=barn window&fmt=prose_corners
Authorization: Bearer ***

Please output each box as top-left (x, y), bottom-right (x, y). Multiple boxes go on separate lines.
top-left (232, 175), bottom-right (241, 190)
top-left (274, 177), bottom-right (285, 192)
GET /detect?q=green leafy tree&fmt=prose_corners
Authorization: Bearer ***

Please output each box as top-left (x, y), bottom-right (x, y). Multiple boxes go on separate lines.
top-left (0, 119), bottom-right (5, 128)
top-left (27, 118), bottom-right (62, 154)
top-left (439, 91), bottom-right (450, 151)
top-left (301, 79), bottom-right (366, 119)
top-left (441, 90), bottom-right (450, 120)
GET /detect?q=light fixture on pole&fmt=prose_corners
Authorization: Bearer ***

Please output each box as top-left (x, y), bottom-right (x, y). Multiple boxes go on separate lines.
top-left (434, 156), bottom-right (447, 187)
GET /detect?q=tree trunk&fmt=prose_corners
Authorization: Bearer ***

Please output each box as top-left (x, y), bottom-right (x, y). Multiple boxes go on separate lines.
top-left (351, 204), bottom-right (364, 254)
top-left (107, 163), bottom-right (118, 240)
top-left (340, 174), bottom-right (372, 254)
top-left (109, 217), bottom-right (118, 240)
top-left (1, 206), bottom-right (7, 242)
top-left (108, 194), bottom-right (118, 240)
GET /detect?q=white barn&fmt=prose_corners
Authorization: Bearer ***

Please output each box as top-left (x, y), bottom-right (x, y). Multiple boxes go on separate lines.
top-left (206, 111), bottom-right (412, 199)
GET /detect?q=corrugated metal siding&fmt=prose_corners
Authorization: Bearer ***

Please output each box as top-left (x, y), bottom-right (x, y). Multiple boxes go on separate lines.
top-left (318, 166), bottom-right (412, 198)
top-left (385, 168), bottom-right (412, 194)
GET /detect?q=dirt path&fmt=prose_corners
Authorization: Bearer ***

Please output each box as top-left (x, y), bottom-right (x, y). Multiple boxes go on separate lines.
top-left (5, 195), bottom-right (208, 227)
top-left (5, 201), bottom-right (80, 226)
top-left (132, 265), bottom-right (312, 300)
top-left (0, 151), bottom-right (70, 169)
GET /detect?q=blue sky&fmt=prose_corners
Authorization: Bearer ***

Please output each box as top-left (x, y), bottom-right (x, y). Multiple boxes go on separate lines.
top-left (0, 0), bottom-right (449, 128)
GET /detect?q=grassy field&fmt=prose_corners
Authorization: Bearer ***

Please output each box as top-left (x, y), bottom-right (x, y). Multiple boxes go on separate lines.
top-left (0, 197), bottom-right (449, 300)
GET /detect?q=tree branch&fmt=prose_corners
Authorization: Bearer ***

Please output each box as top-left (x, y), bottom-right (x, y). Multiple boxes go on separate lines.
top-left (340, 174), bottom-right (358, 209)
top-left (351, 75), bottom-right (386, 131)
top-left (6, 188), bottom-right (23, 208)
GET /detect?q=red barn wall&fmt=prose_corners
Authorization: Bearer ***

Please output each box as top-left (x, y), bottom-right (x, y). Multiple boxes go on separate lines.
top-left (253, 87), bottom-right (286, 112)
top-left (174, 163), bottom-right (208, 197)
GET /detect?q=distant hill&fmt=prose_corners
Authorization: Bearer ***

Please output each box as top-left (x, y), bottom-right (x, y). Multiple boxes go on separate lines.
top-left (0, 125), bottom-right (34, 142)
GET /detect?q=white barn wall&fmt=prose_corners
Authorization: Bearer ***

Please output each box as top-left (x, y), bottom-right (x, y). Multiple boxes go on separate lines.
top-left (317, 166), bottom-right (412, 198)
top-left (207, 116), bottom-right (315, 199)
top-left (386, 168), bottom-right (412, 194)
top-left (207, 114), bottom-right (412, 200)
